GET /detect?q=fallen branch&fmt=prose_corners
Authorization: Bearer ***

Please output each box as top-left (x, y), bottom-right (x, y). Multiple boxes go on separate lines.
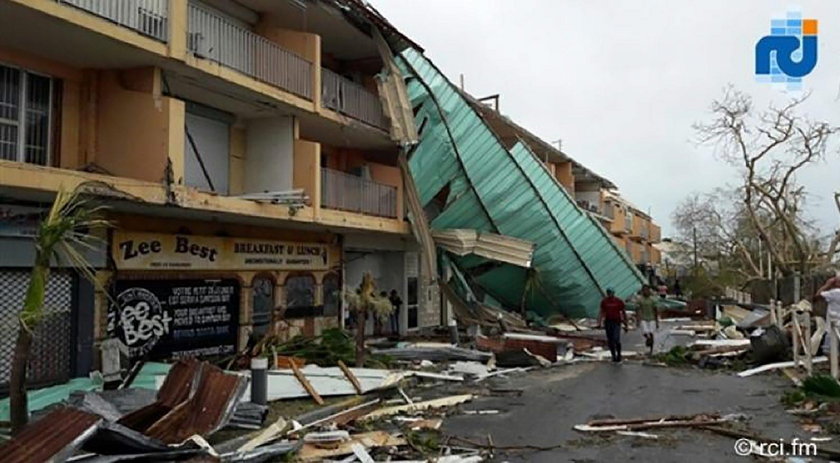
top-left (446, 435), bottom-right (567, 452)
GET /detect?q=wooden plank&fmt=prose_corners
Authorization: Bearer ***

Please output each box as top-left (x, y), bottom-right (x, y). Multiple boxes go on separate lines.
top-left (337, 360), bottom-right (363, 395)
top-left (291, 361), bottom-right (324, 405)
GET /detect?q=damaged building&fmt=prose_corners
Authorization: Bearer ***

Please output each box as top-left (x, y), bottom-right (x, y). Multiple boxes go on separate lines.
top-left (0, 0), bottom-right (661, 393)
top-left (0, 0), bottom-right (436, 392)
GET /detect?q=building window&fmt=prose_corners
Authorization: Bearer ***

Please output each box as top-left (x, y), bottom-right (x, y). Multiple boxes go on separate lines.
top-left (322, 273), bottom-right (340, 317)
top-left (0, 64), bottom-right (53, 166)
top-left (285, 274), bottom-right (315, 308)
top-left (251, 275), bottom-right (274, 337)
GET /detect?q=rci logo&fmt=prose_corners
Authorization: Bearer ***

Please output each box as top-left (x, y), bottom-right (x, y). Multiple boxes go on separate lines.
top-left (755, 10), bottom-right (817, 91)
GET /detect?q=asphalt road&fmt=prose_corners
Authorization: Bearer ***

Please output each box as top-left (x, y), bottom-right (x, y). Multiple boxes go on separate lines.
top-left (443, 326), bottom-right (827, 462)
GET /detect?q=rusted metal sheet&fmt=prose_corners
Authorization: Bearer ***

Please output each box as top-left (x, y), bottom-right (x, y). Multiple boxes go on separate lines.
top-left (118, 358), bottom-right (201, 432)
top-left (118, 359), bottom-right (246, 444)
top-left (1, 407), bottom-right (102, 463)
top-left (143, 363), bottom-right (247, 444)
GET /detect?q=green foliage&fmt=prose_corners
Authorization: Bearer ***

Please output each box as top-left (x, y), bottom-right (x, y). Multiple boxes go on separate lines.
top-left (780, 389), bottom-right (807, 407)
top-left (404, 430), bottom-right (441, 456)
top-left (802, 374), bottom-right (840, 401)
top-left (272, 328), bottom-right (392, 368)
top-left (656, 346), bottom-right (690, 367)
top-left (21, 185), bottom-right (109, 329)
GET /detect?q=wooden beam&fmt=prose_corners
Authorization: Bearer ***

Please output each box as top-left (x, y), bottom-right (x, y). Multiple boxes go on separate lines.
top-left (290, 362), bottom-right (324, 405)
top-left (337, 360), bottom-right (363, 395)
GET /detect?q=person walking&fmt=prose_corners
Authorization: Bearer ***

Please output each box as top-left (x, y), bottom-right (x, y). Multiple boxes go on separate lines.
top-left (598, 288), bottom-right (629, 363)
top-left (388, 289), bottom-right (403, 336)
top-left (636, 285), bottom-right (660, 355)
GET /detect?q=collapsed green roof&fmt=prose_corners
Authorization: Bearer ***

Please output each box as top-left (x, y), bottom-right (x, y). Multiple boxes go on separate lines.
top-left (396, 48), bottom-right (645, 318)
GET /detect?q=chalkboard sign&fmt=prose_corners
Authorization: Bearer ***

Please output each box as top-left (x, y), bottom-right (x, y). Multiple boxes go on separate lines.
top-left (109, 279), bottom-right (240, 360)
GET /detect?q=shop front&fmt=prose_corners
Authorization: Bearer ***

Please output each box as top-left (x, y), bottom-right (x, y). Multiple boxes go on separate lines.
top-left (0, 203), bottom-right (103, 392)
top-left (105, 228), bottom-right (342, 361)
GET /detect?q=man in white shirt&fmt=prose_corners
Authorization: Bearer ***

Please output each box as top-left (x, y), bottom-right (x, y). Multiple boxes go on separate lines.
top-left (816, 273), bottom-right (840, 352)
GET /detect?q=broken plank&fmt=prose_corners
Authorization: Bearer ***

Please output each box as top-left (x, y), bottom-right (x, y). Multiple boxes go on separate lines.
top-left (238, 417), bottom-right (287, 452)
top-left (361, 394), bottom-right (474, 421)
top-left (296, 431), bottom-right (405, 462)
top-left (411, 371), bottom-right (465, 382)
top-left (737, 356), bottom-right (827, 378)
top-left (337, 360), bottom-right (364, 395)
top-left (291, 361), bottom-right (324, 405)
top-left (587, 413), bottom-right (720, 427)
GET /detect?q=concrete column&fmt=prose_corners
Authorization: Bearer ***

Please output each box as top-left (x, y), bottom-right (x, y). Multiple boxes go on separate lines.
top-left (168, 0), bottom-right (188, 61)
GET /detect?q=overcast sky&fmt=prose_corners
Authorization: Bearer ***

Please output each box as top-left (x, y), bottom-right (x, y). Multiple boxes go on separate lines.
top-left (370, 0), bottom-right (840, 239)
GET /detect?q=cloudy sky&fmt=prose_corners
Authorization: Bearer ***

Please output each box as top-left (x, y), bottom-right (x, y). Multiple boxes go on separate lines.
top-left (370, 0), bottom-right (840, 239)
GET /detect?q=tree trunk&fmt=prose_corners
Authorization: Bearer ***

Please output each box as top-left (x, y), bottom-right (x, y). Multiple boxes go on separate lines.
top-left (9, 321), bottom-right (33, 433)
top-left (355, 308), bottom-right (367, 367)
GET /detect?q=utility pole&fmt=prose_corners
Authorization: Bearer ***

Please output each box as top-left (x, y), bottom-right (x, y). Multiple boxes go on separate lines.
top-left (692, 226), bottom-right (698, 271)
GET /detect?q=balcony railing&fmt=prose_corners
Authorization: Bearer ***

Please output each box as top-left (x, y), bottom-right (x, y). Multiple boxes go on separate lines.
top-left (322, 68), bottom-right (388, 130)
top-left (321, 167), bottom-right (397, 218)
top-left (188, 3), bottom-right (312, 99)
top-left (57, 0), bottom-right (169, 42)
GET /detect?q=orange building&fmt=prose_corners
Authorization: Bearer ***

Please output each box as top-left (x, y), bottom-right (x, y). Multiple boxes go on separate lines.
top-left (0, 0), bottom-right (435, 387)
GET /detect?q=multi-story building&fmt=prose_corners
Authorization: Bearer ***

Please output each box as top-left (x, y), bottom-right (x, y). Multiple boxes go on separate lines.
top-left (0, 0), bottom-right (436, 389)
top-left (470, 97), bottom-right (662, 273)
top-left (601, 191), bottom-right (662, 275)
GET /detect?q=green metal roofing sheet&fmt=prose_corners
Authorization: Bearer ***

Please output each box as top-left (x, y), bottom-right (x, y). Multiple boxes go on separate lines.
top-left (398, 48), bottom-right (645, 318)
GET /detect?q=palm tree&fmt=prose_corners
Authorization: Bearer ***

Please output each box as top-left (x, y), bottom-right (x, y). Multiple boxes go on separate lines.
top-left (9, 184), bottom-right (109, 433)
top-left (344, 273), bottom-right (393, 367)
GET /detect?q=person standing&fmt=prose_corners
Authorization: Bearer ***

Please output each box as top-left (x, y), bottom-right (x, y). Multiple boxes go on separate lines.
top-left (388, 289), bottom-right (403, 336)
top-left (636, 285), bottom-right (660, 355)
top-left (816, 274), bottom-right (840, 353)
top-left (598, 288), bottom-right (629, 363)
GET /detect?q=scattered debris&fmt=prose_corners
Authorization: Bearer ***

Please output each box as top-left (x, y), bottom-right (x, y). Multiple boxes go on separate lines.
top-left (296, 431), bottom-right (405, 462)
top-left (361, 395), bottom-right (475, 421)
top-left (372, 345), bottom-right (493, 362)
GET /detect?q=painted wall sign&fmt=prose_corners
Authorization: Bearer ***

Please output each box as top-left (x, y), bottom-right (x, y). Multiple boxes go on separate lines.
top-left (0, 204), bottom-right (43, 238)
top-left (108, 279), bottom-right (240, 359)
top-left (112, 231), bottom-right (330, 271)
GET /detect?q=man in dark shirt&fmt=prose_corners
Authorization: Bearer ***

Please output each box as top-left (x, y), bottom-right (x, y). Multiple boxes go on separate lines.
top-left (598, 288), bottom-right (629, 362)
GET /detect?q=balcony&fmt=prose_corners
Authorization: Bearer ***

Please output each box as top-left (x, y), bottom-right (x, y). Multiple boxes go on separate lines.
top-left (321, 167), bottom-right (397, 218)
top-left (322, 68), bottom-right (388, 130)
top-left (57, 0), bottom-right (169, 42)
top-left (187, 2), bottom-right (312, 99)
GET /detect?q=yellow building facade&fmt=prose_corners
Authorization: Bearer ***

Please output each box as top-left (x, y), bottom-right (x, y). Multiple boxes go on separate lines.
top-left (0, 0), bottom-right (434, 384)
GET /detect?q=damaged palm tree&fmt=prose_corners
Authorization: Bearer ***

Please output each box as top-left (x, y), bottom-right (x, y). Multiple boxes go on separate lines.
top-left (344, 273), bottom-right (393, 367)
top-left (9, 184), bottom-right (109, 433)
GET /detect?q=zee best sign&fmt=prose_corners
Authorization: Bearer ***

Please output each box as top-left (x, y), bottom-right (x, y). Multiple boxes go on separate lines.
top-left (113, 231), bottom-right (330, 271)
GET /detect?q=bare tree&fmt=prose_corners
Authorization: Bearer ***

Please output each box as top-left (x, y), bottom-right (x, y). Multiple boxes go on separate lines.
top-left (672, 188), bottom-right (764, 284)
top-left (694, 87), bottom-right (839, 277)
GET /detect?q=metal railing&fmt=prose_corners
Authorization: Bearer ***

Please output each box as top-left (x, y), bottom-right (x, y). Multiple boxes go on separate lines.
top-left (58, 0), bottom-right (169, 42)
top-left (188, 3), bottom-right (312, 99)
top-left (322, 68), bottom-right (388, 130)
top-left (321, 167), bottom-right (397, 218)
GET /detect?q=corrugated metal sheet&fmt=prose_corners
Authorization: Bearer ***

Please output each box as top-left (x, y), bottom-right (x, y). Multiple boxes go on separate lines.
top-left (433, 229), bottom-right (534, 268)
top-left (120, 359), bottom-right (247, 445)
top-left (1, 407), bottom-right (102, 463)
top-left (397, 48), bottom-right (644, 318)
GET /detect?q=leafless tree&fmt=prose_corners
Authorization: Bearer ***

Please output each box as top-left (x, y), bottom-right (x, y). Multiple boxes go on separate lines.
top-left (672, 188), bottom-right (764, 283)
top-left (694, 87), bottom-right (839, 277)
